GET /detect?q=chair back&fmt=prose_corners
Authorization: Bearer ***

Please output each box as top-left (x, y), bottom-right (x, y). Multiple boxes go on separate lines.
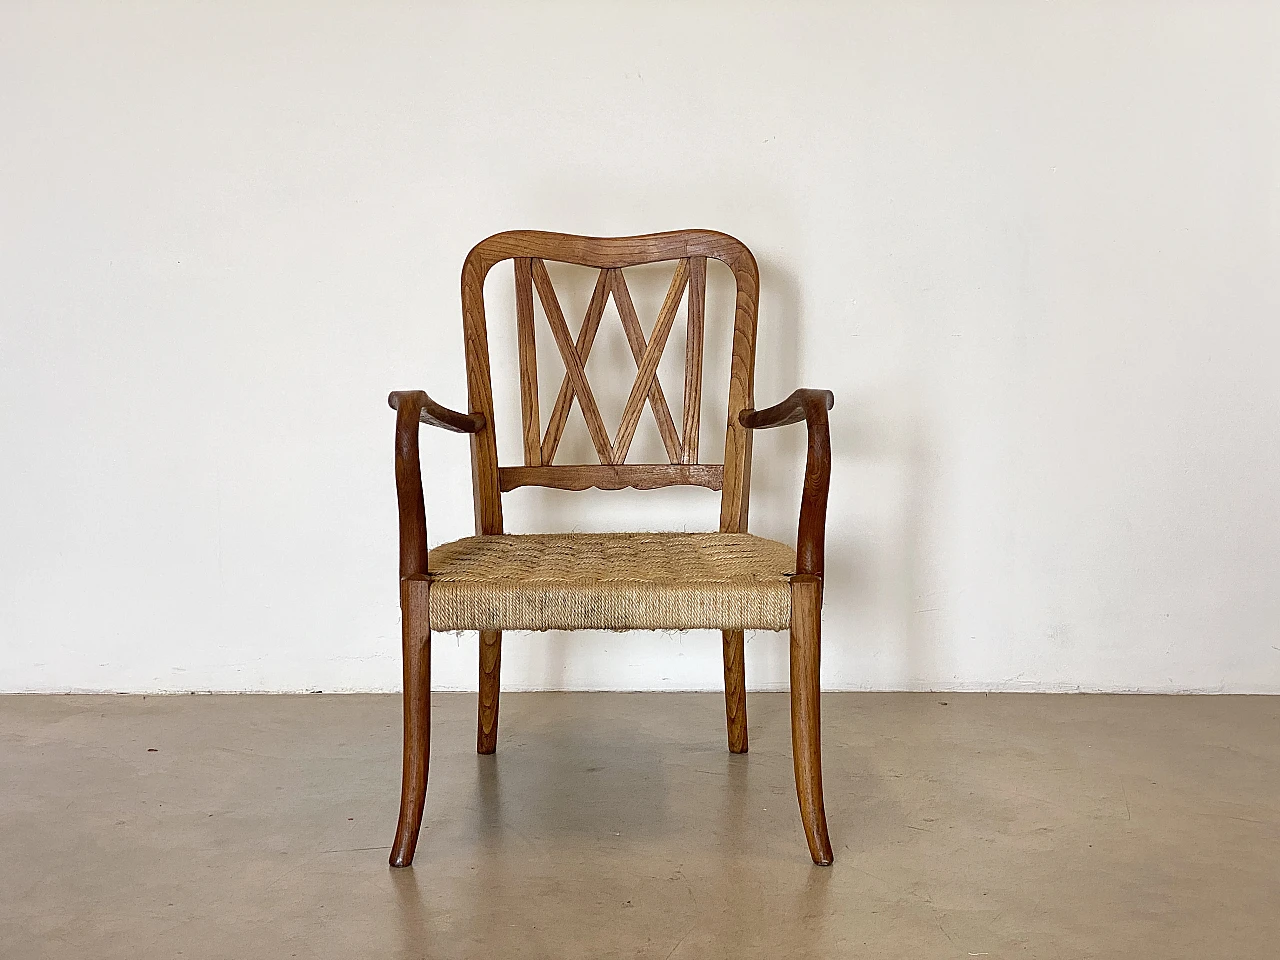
top-left (459, 230), bottom-right (761, 535)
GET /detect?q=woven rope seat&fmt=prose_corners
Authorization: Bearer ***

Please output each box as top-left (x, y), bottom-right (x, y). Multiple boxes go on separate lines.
top-left (426, 532), bottom-right (796, 632)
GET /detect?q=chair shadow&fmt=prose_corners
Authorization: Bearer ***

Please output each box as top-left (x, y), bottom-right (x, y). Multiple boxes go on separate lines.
top-left (475, 705), bottom-right (675, 841)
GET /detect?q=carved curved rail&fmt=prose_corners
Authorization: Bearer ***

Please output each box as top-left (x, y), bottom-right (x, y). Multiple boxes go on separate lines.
top-left (498, 464), bottom-right (724, 493)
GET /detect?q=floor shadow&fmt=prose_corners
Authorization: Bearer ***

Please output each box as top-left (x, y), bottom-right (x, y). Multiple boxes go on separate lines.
top-left (509, 739), bottom-right (670, 840)
top-left (390, 863), bottom-right (433, 956)
top-left (476, 708), bottom-right (674, 840)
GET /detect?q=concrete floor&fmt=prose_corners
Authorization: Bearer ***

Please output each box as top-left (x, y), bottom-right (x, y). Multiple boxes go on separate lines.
top-left (2, 693), bottom-right (1277, 959)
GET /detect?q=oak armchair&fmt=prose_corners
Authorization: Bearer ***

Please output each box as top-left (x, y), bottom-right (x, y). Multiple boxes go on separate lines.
top-left (387, 230), bottom-right (835, 866)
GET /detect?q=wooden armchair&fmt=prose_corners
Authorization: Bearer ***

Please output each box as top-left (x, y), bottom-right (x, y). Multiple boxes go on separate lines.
top-left (387, 230), bottom-right (835, 866)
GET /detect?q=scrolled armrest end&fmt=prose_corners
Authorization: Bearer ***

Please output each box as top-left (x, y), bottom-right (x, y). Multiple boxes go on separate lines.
top-left (739, 388), bottom-right (834, 430)
top-left (388, 389), bottom-right (486, 434)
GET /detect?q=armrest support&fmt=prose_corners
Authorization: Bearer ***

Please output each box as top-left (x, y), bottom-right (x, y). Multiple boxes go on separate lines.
top-left (389, 389), bottom-right (485, 579)
top-left (739, 389), bottom-right (834, 578)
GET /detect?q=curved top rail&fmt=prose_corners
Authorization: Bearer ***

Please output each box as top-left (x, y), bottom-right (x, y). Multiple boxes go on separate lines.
top-left (464, 229), bottom-right (756, 276)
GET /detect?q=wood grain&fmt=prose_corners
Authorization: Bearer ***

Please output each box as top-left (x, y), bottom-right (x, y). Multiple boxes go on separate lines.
top-left (460, 251), bottom-right (505, 535)
top-left (612, 259), bottom-right (689, 462)
top-left (682, 256), bottom-right (707, 464)
top-left (477, 630), bottom-right (501, 754)
top-left (392, 398), bottom-right (429, 580)
top-left (388, 390), bottom-right (485, 435)
top-left (609, 268), bottom-right (683, 463)
top-left (499, 463), bottom-right (723, 492)
top-left (513, 258), bottom-right (541, 465)
top-left (387, 390), bottom-right (486, 576)
top-left (716, 245), bottom-right (761, 534)
top-left (721, 628), bottom-right (748, 754)
top-left (740, 389), bottom-right (834, 577)
top-left (389, 577), bottom-right (431, 868)
top-left (789, 574), bottom-right (833, 865)
top-left (738, 388), bottom-right (834, 430)
top-left (465, 229), bottom-right (758, 272)
top-left (541, 267), bottom-right (612, 464)
top-left (532, 258), bottom-right (614, 464)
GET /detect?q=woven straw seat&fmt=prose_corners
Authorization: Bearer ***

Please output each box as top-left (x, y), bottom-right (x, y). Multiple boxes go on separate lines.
top-left (427, 532), bottom-right (796, 632)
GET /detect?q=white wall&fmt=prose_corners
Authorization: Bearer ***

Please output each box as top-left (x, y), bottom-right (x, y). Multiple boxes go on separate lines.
top-left (3, 1), bottom-right (1278, 694)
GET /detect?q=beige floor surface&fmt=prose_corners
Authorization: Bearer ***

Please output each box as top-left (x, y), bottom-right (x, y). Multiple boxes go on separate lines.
top-left (2, 692), bottom-right (1277, 959)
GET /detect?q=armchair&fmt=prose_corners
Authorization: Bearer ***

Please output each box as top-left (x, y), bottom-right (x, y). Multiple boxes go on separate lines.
top-left (386, 231), bottom-right (835, 867)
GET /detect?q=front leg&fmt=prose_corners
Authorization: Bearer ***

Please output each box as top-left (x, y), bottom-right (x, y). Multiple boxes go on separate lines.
top-left (390, 578), bottom-right (431, 867)
top-left (385, 388), bottom-right (483, 867)
top-left (790, 574), bottom-right (833, 865)
top-left (738, 387), bottom-right (836, 863)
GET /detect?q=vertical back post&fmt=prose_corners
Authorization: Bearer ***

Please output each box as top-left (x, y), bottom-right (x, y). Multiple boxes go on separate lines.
top-left (682, 256), bottom-right (707, 464)
top-left (460, 249), bottom-right (505, 535)
top-left (513, 258), bottom-right (541, 465)
top-left (718, 249), bottom-right (760, 534)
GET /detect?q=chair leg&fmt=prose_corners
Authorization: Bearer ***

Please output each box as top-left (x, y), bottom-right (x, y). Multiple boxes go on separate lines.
top-left (477, 630), bottom-right (502, 754)
top-left (390, 579), bottom-right (431, 868)
top-left (790, 575), bottom-right (834, 865)
top-left (721, 629), bottom-right (749, 753)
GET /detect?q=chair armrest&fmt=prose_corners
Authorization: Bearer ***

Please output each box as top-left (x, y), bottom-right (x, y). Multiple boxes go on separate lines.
top-left (388, 390), bottom-right (486, 434)
top-left (389, 389), bottom-right (485, 579)
top-left (738, 389), bottom-right (834, 577)
top-left (738, 388), bottom-right (834, 430)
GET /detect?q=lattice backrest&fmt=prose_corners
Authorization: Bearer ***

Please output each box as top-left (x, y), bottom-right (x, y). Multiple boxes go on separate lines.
top-left (459, 230), bottom-right (760, 537)
top-left (517, 255), bottom-right (705, 467)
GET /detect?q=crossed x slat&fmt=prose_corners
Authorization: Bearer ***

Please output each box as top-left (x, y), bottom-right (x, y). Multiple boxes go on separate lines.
top-left (532, 259), bottom-right (689, 465)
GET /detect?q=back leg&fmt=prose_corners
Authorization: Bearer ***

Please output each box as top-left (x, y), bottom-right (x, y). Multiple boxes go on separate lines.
top-left (721, 629), bottom-right (749, 753)
top-left (477, 630), bottom-right (502, 754)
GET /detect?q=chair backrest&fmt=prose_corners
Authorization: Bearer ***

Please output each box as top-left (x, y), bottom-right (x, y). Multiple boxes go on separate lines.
top-left (459, 230), bottom-right (760, 537)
